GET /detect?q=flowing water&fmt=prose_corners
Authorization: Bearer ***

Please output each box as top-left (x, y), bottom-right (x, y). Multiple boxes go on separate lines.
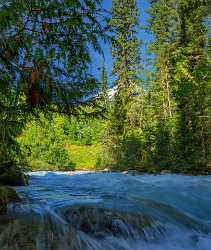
top-left (1, 172), bottom-right (211, 250)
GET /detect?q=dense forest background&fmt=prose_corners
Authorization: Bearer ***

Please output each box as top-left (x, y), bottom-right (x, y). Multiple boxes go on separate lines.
top-left (1, 0), bottom-right (211, 174)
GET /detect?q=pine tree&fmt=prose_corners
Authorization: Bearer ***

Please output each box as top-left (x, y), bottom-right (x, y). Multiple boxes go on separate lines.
top-left (148, 0), bottom-right (178, 166)
top-left (148, 0), bottom-right (211, 170)
top-left (172, 0), bottom-right (211, 168)
top-left (100, 62), bottom-right (109, 106)
top-left (108, 0), bottom-right (142, 167)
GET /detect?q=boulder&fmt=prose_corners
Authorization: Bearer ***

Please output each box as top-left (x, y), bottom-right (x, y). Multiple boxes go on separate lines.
top-left (0, 163), bottom-right (28, 186)
top-left (63, 205), bottom-right (165, 240)
top-left (0, 206), bottom-right (165, 249)
top-left (0, 186), bottom-right (20, 215)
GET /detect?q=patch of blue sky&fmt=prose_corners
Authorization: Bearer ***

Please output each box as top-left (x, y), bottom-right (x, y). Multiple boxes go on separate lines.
top-left (89, 0), bottom-right (154, 87)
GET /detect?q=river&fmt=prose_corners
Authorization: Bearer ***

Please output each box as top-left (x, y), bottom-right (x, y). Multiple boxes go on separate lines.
top-left (1, 172), bottom-right (211, 250)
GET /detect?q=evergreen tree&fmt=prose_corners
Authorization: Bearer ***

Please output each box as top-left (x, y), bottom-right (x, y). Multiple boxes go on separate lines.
top-left (0, 0), bottom-right (107, 164)
top-left (148, 0), bottom-right (178, 166)
top-left (108, 0), bottom-right (142, 167)
top-left (0, 0), bottom-right (107, 112)
top-left (172, 0), bottom-right (211, 168)
top-left (148, 0), bottom-right (211, 170)
top-left (100, 61), bottom-right (109, 106)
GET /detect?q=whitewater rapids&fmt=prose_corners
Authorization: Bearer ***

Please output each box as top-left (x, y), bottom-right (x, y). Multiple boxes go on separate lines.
top-left (0, 172), bottom-right (211, 250)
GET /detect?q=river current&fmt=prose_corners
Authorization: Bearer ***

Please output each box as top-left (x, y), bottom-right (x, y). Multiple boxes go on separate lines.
top-left (1, 172), bottom-right (211, 250)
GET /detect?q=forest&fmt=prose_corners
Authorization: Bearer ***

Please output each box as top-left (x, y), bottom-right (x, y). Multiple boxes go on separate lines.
top-left (0, 0), bottom-right (211, 176)
top-left (1, 0), bottom-right (209, 175)
top-left (0, 1), bottom-right (211, 249)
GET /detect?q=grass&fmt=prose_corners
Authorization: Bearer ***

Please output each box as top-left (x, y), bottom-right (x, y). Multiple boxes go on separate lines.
top-left (29, 159), bottom-right (59, 171)
top-left (28, 144), bottom-right (103, 171)
top-left (66, 144), bottom-right (102, 170)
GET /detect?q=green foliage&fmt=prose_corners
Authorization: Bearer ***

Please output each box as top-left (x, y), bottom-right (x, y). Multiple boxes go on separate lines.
top-left (101, 0), bottom-right (210, 173)
top-left (44, 143), bottom-right (73, 171)
top-left (2, 0), bottom-right (210, 174)
top-left (19, 113), bottom-right (105, 170)
top-left (0, 0), bottom-right (108, 167)
top-left (0, 0), bottom-right (108, 110)
top-left (146, 0), bottom-right (211, 170)
top-left (99, 62), bottom-right (109, 107)
top-left (106, 0), bottom-right (143, 167)
top-left (67, 144), bottom-right (102, 170)
top-left (0, 83), bottom-right (27, 165)
top-left (171, 0), bottom-right (211, 166)
top-left (117, 135), bottom-right (143, 170)
top-left (19, 114), bottom-right (71, 170)
top-left (63, 117), bottom-right (106, 145)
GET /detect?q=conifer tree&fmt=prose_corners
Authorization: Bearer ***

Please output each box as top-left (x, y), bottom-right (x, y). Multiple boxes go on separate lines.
top-left (0, 0), bottom-right (107, 111)
top-left (148, 0), bottom-right (178, 165)
top-left (108, 0), bottom-right (142, 166)
top-left (172, 0), bottom-right (211, 167)
top-left (100, 62), bottom-right (109, 106)
top-left (148, 0), bottom-right (211, 169)
top-left (0, 0), bottom-right (107, 164)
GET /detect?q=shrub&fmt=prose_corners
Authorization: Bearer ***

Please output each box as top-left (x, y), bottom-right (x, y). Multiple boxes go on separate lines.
top-left (44, 143), bottom-right (74, 171)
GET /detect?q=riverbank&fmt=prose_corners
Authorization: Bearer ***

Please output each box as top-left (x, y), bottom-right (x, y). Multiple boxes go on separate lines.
top-left (26, 167), bottom-right (211, 176)
top-left (26, 143), bottom-right (211, 175)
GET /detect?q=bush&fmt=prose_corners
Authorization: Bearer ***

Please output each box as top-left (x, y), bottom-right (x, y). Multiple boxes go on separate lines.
top-left (66, 144), bottom-right (102, 170)
top-left (18, 114), bottom-right (74, 170)
top-left (44, 143), bottom-right (74, 171)
top-left (18, 113), bottom-right (105, 171)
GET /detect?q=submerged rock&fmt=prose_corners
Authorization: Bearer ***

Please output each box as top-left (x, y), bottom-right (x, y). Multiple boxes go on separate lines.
top-left (0, 187), bottom-right (20, 215)
top-left (0, 205), bottom-right (165, 250)
top-left (62, 205), bottom-right (165, 241)
top-left (0, 163), bottom-right (28, 186)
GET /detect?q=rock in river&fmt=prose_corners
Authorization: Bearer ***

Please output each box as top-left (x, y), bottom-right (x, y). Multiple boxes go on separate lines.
top-left (0, 186), bottom-right (20, 215)
top-left (0, 162), bottom-right (28, 186)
